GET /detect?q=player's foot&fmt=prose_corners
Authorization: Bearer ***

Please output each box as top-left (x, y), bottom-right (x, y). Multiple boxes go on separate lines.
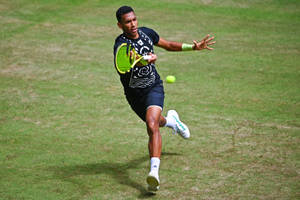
top-left (147, 171), bottom-right (160, 192)
top-left (167, 110), bottom-right (190, 139)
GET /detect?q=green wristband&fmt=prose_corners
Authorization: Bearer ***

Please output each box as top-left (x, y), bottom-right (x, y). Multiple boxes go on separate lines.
top-left (182, 43), bottom-right (194, 51)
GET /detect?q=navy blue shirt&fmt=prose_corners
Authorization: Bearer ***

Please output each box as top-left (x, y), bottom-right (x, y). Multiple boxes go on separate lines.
top-left (113, 27), bottom-right (161, 96)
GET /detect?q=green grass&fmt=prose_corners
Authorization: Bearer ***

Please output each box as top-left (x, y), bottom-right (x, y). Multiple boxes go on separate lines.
top-left (1, 0), bottom-right (299, 199)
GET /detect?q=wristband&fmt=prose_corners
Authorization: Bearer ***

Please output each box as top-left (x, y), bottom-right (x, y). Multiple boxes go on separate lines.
top-left (182, 43), bottom-right (194, 51)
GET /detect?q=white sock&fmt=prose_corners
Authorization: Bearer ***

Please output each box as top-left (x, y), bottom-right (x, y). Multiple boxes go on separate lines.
top-left (164, 116), bottom-right (175, 129)
top-left (150, 157), bottom-right (160, 173)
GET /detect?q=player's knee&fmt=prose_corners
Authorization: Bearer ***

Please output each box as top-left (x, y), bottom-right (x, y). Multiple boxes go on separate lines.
top-left (146, 118), bottom-right (159, 133)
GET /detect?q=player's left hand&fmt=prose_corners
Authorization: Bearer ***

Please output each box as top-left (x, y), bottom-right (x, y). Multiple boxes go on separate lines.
top-left (193, 34), bottom-right (216, 50)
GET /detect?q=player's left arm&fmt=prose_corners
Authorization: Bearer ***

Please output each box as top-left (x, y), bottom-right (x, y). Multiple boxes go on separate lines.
top-left (156, 34), bottom-right (216, 51)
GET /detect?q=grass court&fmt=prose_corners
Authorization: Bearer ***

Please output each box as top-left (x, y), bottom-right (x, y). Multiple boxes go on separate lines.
top-left (0, 0), bottom-right (299, 199)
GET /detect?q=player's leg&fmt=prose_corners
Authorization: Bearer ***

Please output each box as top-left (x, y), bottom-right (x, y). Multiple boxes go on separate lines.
top-left (159, 114), bottom-right (166, 127)
top-left (145, 106), bottom-right (162, 192)
top-left (146, 106), bottom-right (163, 158)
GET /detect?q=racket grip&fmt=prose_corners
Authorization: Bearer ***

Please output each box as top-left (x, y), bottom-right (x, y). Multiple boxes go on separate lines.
top-left (143, 55), bottom-right (152, 60)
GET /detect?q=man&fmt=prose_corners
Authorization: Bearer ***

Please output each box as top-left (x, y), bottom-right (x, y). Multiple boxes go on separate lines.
top-left (113, 6), bottom-right (215, 192)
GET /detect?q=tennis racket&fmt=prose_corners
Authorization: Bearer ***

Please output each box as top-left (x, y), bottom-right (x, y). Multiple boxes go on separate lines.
top-left (115, 43), bottom-right (151, 74)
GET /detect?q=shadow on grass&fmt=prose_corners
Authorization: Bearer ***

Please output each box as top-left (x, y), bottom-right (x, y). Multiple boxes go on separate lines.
top-left (50, 152), bottom-right (181, 199)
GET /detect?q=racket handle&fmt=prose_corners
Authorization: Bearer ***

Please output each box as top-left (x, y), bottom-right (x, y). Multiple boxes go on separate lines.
top-left (143, 55), bottom-right (152, 60)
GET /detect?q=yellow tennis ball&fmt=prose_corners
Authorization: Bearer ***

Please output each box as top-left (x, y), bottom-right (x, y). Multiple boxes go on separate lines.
top-left (166, 75), bottom-right (176, 83)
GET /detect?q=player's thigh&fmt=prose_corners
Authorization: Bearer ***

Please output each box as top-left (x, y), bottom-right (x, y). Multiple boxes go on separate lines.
top-left (126, 94), bottom-right (147, 122)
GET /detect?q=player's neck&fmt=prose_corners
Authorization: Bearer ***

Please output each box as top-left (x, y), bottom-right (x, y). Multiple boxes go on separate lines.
top-left (124, 32), bottom-right (139, 40)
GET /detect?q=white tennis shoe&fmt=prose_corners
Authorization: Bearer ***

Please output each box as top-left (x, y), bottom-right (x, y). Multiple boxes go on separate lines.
top-left (167, 110), bottom-right (190, 139)
top-left (146, 171), bottom-right (160, 192)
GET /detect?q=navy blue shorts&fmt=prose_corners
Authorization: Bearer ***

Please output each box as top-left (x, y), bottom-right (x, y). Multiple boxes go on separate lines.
top-left (125, 81), bottom-right (164, 122)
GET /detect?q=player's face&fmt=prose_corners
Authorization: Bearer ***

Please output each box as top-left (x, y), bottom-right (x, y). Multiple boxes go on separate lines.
top-left (118, 11), bottom-right (138, 39)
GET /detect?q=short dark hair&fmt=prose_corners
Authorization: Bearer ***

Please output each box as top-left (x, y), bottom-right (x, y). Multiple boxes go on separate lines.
top-left (116, 6), bottom-right (134, 22)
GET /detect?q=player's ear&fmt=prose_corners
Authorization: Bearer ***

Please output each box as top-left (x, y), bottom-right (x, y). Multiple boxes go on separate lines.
top-left (117, 22), bottom-right (122, 29)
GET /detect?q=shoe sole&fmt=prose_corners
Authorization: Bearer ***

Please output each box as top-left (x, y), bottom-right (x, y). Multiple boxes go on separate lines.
top-left (147, 175), bottom-right (159, 190)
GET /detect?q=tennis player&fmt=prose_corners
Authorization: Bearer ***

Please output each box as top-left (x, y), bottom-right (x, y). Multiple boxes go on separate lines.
top-left (113, 6), bottom-right (215, 192)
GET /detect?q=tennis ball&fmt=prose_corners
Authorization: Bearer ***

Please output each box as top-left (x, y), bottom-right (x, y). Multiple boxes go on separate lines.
top-left (166, 75), bottom-right (176, 83)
